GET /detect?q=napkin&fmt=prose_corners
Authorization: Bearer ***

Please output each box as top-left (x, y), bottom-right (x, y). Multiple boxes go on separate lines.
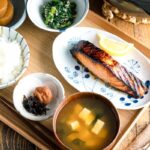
top-left (127, 124), bottom-right (150, 150)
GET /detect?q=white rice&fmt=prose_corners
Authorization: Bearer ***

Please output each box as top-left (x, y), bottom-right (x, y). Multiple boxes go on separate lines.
top-left (0, 37), bottom-right (23, 84)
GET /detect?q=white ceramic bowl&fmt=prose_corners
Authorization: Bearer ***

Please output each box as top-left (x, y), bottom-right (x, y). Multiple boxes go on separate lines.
top-left (13, 73), bottom-right (65, 121)
top-left (0, 26), bottom-right (30, 89)
top-left (27, 0), bottom-right (89, 32)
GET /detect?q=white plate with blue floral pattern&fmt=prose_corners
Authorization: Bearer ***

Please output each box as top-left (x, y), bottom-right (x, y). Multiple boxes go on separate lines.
top-left (52, 27), bottom-right (150, 110)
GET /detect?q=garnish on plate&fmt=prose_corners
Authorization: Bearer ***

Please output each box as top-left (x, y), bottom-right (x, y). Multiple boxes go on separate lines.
top-left (34, 86), bottom-right (53, 105)
top-left (41, 0), bottom-right (76, 29)
top-left (23, 95), bottom-right (49, 115)
top-left (97, 33), bottom-right (133, 56)
top-left (23, 86), bottom-right (53, 115)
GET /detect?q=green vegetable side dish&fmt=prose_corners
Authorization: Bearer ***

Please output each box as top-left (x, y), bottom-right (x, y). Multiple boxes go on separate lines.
top-left (41, 0), bottom-right (77, 30)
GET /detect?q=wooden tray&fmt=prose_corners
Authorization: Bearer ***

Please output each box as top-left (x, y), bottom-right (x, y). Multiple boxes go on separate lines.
top-left (0, 11), bottom-right (150, 150)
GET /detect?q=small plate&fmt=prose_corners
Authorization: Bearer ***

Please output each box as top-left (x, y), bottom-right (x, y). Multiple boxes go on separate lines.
top-left (13, 73), bottom-right (65, 121)
top-left (52, 27), bottom-right (150, 110)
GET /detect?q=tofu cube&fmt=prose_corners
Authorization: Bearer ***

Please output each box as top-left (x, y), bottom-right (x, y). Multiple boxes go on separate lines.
top-left (69, 121), bottom-right (80, 131)
top-left (79, 108), bottom-right (95, 126)
top-left (91, 119), bottom-right (105, 135)
top-left (67, 104), bottom-right (83, 124)
top-left (85, 113), bottom-right (95, 126)
top-left (74, 104), bottom-right (83, 114)
top-left (79, 108), bottom-right (91, 120)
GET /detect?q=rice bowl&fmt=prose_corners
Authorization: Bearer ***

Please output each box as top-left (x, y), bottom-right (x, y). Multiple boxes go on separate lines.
top-left (0, 26), bottom-right (30, 89)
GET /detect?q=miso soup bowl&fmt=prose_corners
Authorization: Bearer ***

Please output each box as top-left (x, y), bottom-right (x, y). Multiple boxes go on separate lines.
top-left (53, 92), bottom-right (120, 150)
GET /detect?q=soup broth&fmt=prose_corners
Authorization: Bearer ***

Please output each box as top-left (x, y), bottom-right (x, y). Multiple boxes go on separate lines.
top-left (56, 95), bottom-right (118, 150)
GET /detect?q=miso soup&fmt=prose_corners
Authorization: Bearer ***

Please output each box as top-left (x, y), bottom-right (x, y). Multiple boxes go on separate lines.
top-left (56, 94), bottom-right (119, 150)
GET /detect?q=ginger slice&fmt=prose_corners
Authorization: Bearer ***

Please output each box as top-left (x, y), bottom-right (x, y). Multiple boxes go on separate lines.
top-left (0, 0), bottom-right (8, 17)
top-left (0, 0), bottom-right (14, 25)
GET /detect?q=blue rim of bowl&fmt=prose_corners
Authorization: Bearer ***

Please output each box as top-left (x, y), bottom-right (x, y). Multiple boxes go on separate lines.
top-left (10, 9), bottom-right (26, 30)
top-left (7, 0), bottom-right (27, 30)
top-left (0, 26), bottom-right (30, 89)
top-left (27, 0), bottom-right (89, 32)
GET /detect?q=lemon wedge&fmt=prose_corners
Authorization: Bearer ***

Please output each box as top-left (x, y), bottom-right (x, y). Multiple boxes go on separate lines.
top-left (97, 33), bottom-right (133, 56)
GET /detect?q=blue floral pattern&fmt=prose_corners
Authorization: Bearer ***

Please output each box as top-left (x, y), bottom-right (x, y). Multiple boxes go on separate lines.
top-left (100, 83), bottom-right (116, 99)
top-left (64, 60), bottom-right (150, 107)
top-left (123, 59), bottom-right (140, 74)
top-left (64, 64), bottom-right (91, 85)
top-left (67, 36), bottom-right (81, 47)
top-left (118, 80), bottom-right (150, 106)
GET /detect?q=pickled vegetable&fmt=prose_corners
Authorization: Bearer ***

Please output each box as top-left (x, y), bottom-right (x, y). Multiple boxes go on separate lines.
top-left (0, 0), bottom-right (8, 17)
top-left (23, 95), bottom-right (49, 115)
top-left (0, 0), bottom-right (14, 25)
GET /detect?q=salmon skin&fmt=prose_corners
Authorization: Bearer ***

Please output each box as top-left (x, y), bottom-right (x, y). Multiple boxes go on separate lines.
top-left (70, 40), bottom-right (148, 98)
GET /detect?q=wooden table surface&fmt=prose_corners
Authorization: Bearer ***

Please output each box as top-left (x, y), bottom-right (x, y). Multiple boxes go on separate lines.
top-left (0, 1), bottom-right (150, 150)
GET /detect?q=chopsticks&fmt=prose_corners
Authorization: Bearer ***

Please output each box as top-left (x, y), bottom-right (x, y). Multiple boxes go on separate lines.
top-left (0, 95), bottom-right (61, 150)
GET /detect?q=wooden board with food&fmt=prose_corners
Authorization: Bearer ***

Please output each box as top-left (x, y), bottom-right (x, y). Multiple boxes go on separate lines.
top-left (0, 0), bottom-right (150, 149)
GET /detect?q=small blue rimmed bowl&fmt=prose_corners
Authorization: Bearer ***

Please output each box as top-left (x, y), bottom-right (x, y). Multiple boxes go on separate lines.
top-left (27, 0), bottom-right (89, 32)
top-left (3, 0), bottom-right (27, 30)
top-left (0, 26), bottom-right (30, 89)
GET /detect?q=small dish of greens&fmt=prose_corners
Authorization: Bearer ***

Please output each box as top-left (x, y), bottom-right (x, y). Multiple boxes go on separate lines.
top-left (41, 0), bottom-right (76, 30)
top-left (27, 0), bottom-right (89, 32)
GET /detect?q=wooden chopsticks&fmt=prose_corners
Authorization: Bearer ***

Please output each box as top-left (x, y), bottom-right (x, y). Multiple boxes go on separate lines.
top-left (0, 95), bottom-right (61, 150)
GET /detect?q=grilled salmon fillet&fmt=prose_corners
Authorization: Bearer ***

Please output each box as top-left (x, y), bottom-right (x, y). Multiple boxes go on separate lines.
top-left (70, 40), bottom-right (148, 98)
